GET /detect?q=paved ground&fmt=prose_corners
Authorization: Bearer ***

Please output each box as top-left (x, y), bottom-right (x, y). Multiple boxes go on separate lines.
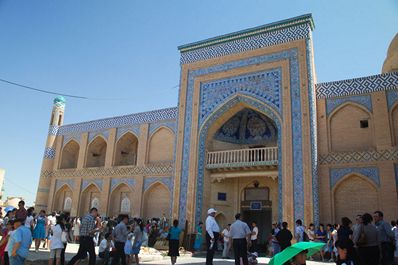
top-left (26, 243), bottom-right (332, 265)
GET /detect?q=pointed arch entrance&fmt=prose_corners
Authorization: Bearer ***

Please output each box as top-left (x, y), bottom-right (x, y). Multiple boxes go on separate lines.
top-left (109, 183), bottom-right (133, 217)
top-left (143, 182), bottom-right (170, 220)
top-left (53, 184), bottom-right (73, 213)
top-left (79, 184), bottom-right (101, 216)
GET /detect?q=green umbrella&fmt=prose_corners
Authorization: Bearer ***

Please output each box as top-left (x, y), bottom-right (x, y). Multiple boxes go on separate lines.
top-left (268, 242), bottom-right (325, 265)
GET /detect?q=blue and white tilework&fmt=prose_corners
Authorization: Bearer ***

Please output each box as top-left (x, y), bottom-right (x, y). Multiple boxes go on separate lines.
top-left (326, 95), bottom-right (372, 116)
top-left (386, 90), bottom-right (398, 110)
top-left (116, 127), bottom-right (140, 140)
top-left (111, 178), bottom-right (135, 191)
top-left (200, 69), bottom-right (282, 124)
top-left (144, 177), bottom-right (173, 191)
top-left (330, 167), bottom-right (380, 188)
top-left (180, 21), bottom-right (312, 64)
top-left (48, 125), bottom-right (59, 136)
top-left (44, 147), bottom-right (56, 159)
top-left (149, 121), bottom-right (177, 135)
top-left (88, 130), bottom-right (109, 143)
top-left (316, 72), bottom-right (398, 99)
top-left (179, 47), bottom-right (306, 225)
top-left (58, 107), bottom-right (178, 135)
top-left (37, 188), bottom-right (50, 193)
top-left (81, 179), bottom-right (103, 191)
top-left (55, 179), bottom-right (75, 191)
top-left (305, 35), bottom-right (319, 225)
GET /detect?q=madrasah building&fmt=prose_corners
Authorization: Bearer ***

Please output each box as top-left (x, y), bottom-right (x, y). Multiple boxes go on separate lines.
top-left (35, 14), bottom-right (398, 241)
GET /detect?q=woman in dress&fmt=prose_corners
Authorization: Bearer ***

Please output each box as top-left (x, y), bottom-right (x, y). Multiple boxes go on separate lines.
top-left (72, 217), bottom-right (80, 243)
top-left (193, 221), bottom-right (203, 252)
top-left (33, 210), bottom-right (47, 252)
top-left (168, 219), bottom-right (182, 265)
top-left (132, 219), bottom-right (144, 265)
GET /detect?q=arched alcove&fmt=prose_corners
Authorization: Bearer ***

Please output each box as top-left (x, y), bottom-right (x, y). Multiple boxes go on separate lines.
top-left (334, 174), bottom-right (378, 223)
top-left (79, 184), bottom-right (101, 216)
top-left (60, 140), bottom-right (80, 169)
top-left (143, 182), bottom-right (170, 219)
top-left (114, 132), bottom-right (138, 166)
top-left (391, 104), bottom-right (398, 145)
top-left (109, 183), bottom-right (133, 217)
top-left (86, 136), bottom-right (107, 168)
top-left (53, 185), bottom-right (73, 212)
top-left (330, 104), bottom-right (373, 152)
top-left (148, 128), bottom-right (175, 163)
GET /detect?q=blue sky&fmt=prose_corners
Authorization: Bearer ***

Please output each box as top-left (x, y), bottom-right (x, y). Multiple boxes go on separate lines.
top-left (0, 0), bottom-right (397, 205)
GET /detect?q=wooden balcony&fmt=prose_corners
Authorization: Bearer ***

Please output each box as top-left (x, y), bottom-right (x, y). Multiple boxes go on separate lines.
top-left (206, 147), bottom-right (278, 170)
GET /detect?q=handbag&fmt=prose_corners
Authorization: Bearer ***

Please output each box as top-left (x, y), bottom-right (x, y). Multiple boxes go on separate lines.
top-left (356, 224), bottom-right (367, 247)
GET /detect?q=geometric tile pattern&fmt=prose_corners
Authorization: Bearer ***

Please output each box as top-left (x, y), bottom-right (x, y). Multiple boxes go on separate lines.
top-left (58, 107), bottom-right (178, 135)
top-left (179, 14), bottom-right (313, 64)
top-left (63, 133), bottom-right (81, 145)
top-left (144, 176), bottom-right (172, 191)
top-left (116, 126), bottom-right (141, 140)
top-left (330, 166), bottom-right (380, 188)
top-left (149, 121), bottom-right (177, 135)
top-left (386, 90), bottom-right (398, 110)
top-left (319, 148), bottom-right (398, 164)
top-left (88, 130), bottom-right (110, 143)
top-left (200, 68), bottom-right (282, 124)
top-left (111, 178), bottom-right (135, 191)
top-left (316, 72), bottom-right (398, 99)
top-left (55, 179), bottom-right (75, 191)
top-left (44, 147), bottom-right (56, 159)
top-left (82, 179), bottom-right (103, 191)
top-left (40, 163), bottom-right (174, 179)
top-left (48, 125), bottom-right (59, 136)
top-left (326, 95), bottom-right (372, 116)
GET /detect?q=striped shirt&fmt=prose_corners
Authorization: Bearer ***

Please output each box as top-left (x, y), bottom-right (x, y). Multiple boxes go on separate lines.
top-left (80, 214), bottom-right (96, 237)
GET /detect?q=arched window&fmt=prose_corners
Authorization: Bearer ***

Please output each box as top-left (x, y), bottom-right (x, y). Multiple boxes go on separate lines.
top-left (114, 133), bottom-right (138, 166)
top-left (86, 136), bottom-right (107, 167)
top-left (60, 140), bottom-right (80, 169)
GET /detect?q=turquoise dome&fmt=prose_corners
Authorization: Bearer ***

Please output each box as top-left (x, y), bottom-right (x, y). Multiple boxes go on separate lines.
top-left (53, 96), bottom-right (66, 108)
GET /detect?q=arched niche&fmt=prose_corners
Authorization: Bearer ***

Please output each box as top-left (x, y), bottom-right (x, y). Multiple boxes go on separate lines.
top-left (60, 140), bottom-right (80, 169)
top-left (329, 103), bottom-right (374, 152)
top-left (143, 182), bottom-right (170, 219)
top-left (53, 184), bottom-right (73, 212)
top-left (109, 183), bottom-right (133, 217)
top-left (86, 136), bottom-right (107, 168)
top-left (148, 127), bottom-right (175, 163)
top-left (79, 184), bottom-right (101, 216)
top-left (114, 132), bottom-right (138, 166)
top-left (391, 104), bottom-right (398, 145)
top-left (333, 174), bottom-right (379, 223)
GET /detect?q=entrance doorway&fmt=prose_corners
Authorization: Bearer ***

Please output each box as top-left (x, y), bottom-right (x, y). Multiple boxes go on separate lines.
top-left (242, 209), bottom-right (272, 244)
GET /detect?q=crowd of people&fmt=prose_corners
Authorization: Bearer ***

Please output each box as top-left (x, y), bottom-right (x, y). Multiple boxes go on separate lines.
top-left (0, 201), bottom-right (397, 265)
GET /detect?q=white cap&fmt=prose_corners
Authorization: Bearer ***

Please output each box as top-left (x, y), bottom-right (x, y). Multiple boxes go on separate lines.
top-left (207, 208), bottom-right (217, 215)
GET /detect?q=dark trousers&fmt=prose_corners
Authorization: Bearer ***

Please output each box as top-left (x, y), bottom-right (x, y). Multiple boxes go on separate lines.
top-left (4, 252), bottom-right (9, 265)
top-left (358, 246), bottom-right (380, 265)
top-left (67, 236), bottom-right (96, 265)
top-left (111, 241), bottom-right (126, 265)
top-left (206, 232), bottom-right (219, 265)
top-left (233, 238), bottom-right (248, 265)
top-left (249, 240), bottom-right (257, 252)
top-left (380, 242), bottom-right (394, 265)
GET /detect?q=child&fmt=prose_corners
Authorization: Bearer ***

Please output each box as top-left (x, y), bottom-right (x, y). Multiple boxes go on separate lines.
top-left (124, 233), bottom-right (133, 265)
top-left (98, 233), bottom-right (114, 265)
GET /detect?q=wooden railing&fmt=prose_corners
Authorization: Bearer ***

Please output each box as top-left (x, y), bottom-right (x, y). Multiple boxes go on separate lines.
top-left (206, 147), bottom-right (278, 168)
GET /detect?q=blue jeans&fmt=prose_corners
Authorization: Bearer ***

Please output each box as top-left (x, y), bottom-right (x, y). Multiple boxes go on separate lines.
top-left (10, 255), bottom-right (25, 265)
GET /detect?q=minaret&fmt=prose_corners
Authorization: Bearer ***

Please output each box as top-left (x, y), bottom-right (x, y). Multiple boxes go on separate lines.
top-left (35, 96), bottom-right (66, 211)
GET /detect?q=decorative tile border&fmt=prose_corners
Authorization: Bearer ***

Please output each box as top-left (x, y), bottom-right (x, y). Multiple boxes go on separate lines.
top-left (386, 90), bottom-right (398, 110)
top-left (40, 163), bottom-right (174, 179)
top-left (88, 130), bottom-right (110, 143)
top-left (55, 179), bottom-right (75, 191)
top-left (111, 178), bottom-right (135, 191)
top-left (48, 125), bottom-right (59, 136)
top-left (319, 148), bottom-right (398, 165)
top-left (330, 167), bottom-right (380, 188)
top-left (326, 95), bottom-right (372, 116)
top-left (82, 179), bottom-right (103, 191)
top-left (316, 72), bottom-right (398, 99)
top-left (149, 121), bottom-right (177, 135)
top-left (63, 133), bottom-right (81, 145)
top-left (179, 15), bottom-right (313, 64)
top-left (37, 188), bottom-right (50, 193)
top-left (58, 107), bottom-right (178, 135)
top-left (116, 126), bottom-right (141, 140)
top-left (44, 147), bottom-right (56, 159)
top-left (200, 68), bottom-right (282, 124)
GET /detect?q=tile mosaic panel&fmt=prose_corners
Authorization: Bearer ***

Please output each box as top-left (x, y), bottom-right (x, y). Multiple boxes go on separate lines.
top-left (330, 167), bottom-right (380, 188)
top-left (386, 90), bottom-right (398, 110)
top-left (149, 121), bottom-right (177, 135)
top-left (88, 130), bottom-right (110, 143)
top-left (82, 179), bottom-right (103, 191)
top-left (200, 69), bottom-right (282, 124)
top-left (316, 72), bottom-right (398, 99)
top-left (116, 127), bottom-right (141, 140)
top-left (144, 176), bottom-right (172, 191)
top-left (48, 125), bottom-right (59, 136)
top-left (63, 133), bottom-right (81, 145)
top-left (44, 147), bottom-right (56, 159)
top-left (326, 95), bottom-right (372, 116)
top-left (37, 188), bottom-right (50, 193)
top-left (111, 178), bottom-right (135, 190)
top-left (55, 179), bottom-right (75, 191)
top-left (319, 148), bottom-right (398, 164)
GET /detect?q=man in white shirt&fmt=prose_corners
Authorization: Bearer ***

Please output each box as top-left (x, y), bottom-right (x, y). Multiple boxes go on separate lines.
top-left (229, 213), bottom-right (251, 265)
top-left (221, 224), bottom-right (231, 259)
top-left (205, 208), bottom-right (220, 265)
